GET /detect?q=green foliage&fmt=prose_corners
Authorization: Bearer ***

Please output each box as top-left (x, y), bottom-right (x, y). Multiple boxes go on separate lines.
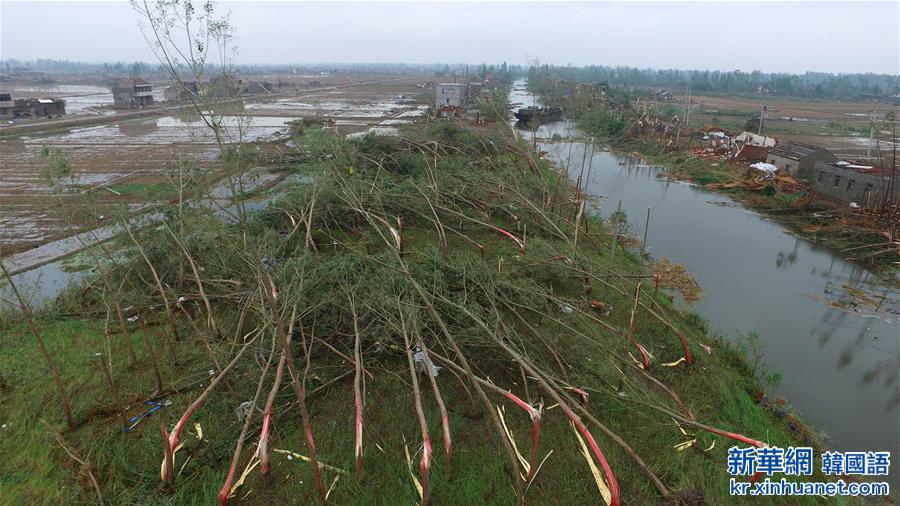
top-left (577, 106), bottom-right (627, 139)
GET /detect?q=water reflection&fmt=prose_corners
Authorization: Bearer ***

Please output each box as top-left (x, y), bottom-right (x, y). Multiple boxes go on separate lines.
top-left (775, 238), bottom-right (800, 268)
top-left (118, 119), bottom-right (159, 137)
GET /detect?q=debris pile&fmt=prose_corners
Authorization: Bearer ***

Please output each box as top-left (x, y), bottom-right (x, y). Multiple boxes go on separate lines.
top-left (651, 258), bottom-right (703, 303)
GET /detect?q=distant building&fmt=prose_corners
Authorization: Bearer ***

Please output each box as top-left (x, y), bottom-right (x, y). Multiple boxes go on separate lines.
top-left (577, 82), bottom-right (606, 100)
top-left (0, 93), bottom-right (14, 117)
top-left (112, 78), bottom-right (154, 109)
top-left (767, 141), bottom-right (837, 178)
top-left (435, 83), bottom-right (466, 108)
top-left (164, 81), bottom-right (200, 102)
top-left (732, 131), bottom-right (777, 148)
top-left (655, 89), bottom-right (673, 101)
top-left (207, 75), bottom-right (242, 99)
top-left (553, 79), bottom-right (575, 97)
top-left (11, 97), bottom-right (66, 118)
top-left (810, 161), bottom-right (898, 208)
top-left (244, 81), bottom-right (274, 95)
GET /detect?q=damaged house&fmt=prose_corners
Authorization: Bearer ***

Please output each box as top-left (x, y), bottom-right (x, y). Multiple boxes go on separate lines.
top-left (732, 131), bottom-right (777, 148)
top-left (435, 83), bottom-right (467, 108)
top-left (9, 97), bottom-right (67, 118)
top-left (112, 78), bottom-right (154, 108)
top-left (244, 81), bottom-right (275, 95)
top-left (207, 75), bottom-right (242, 99)
top-left (0, 93), bottom-right (14, 117)
top-left (766, 141), bottom-right (837, 178)
top-left (811, 161), bottom-right (898, 208)
top-left (163, 81), bottom-right (201, 102)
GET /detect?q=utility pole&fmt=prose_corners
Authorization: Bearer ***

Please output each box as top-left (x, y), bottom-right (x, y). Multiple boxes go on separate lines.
top-left (866, 112), bottom-right (874, 160)
top-left (685, 87), bottom-right (692, 128)
top-left (757, 93), bottom-right (766, 135)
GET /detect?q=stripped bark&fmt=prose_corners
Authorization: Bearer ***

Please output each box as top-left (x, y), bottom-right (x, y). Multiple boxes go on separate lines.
top-left (160, 330), bottom-right (258, 489)
top-left (218, 338), bottom-right (274, 505)
top-left (413, 326), bottom-right (452, 469)
top-left (400, 309), bottom-right (433, 504)
top-left (348, 292), bottom-right (365, 477)
top-left (258, 348), bottom-right (287, 474)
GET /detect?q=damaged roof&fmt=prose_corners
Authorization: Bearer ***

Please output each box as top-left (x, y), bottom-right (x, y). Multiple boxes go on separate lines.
top-left (827, 161), bottom-right (893, 175)
top-left (769, 141), bottom-right (828, 160)
top-left (115, 77), bottom-right (151, 86)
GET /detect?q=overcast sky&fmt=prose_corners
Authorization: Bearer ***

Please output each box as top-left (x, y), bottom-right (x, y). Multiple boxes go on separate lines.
top-left (1, 1), bottom-right (897, 74)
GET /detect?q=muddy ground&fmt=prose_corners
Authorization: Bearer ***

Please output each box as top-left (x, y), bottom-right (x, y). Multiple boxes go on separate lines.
top-left (0, 72), bottom-right (431, 264)
top-left (674, 93), bottom-right (897, 161)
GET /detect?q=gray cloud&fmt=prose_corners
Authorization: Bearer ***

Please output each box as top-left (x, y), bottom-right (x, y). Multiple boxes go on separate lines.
top-left (1, 1), bottom-right (897, 74)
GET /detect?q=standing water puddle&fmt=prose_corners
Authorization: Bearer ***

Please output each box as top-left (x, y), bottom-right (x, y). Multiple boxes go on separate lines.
top-left (510, 79), bottom-right (899, 484)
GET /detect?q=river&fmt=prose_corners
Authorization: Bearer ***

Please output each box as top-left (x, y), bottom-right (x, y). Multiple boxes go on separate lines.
top-left (509, 79), bottom-right (899, 484)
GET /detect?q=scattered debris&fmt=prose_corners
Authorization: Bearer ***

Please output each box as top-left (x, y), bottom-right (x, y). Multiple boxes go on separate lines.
top-left (125, 399), bottom-right (171, 432)
top-left (412, 347), bottom-right (441, 377)
top-left (650, 258), bottom-right (703, 303)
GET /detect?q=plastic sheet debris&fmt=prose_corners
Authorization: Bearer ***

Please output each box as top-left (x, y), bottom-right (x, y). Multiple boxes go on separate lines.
top-left (559, 304), bottom-right (574, 314)
top-left (412, 347), bottom-right (440, 377)
top-left (125, 399), bottom-right (171, 432)
top-left (235, 401), bottom-right (262, 422)
top-left (589, 300), bottom-right (608, 313)
top-left (750, 162), bottom-right (778, 173)
top-left (261, 255), bottom-right (282, 272)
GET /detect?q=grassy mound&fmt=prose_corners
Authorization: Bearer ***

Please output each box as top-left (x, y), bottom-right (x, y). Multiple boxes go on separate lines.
top-left (1, 121), bottom-right (825, 504)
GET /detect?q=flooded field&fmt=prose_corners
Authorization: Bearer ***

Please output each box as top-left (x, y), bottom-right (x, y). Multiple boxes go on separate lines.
top-left (0, 75), bottom-right (429, 262)
top-left (0, 82), bottom-right (168, 115)
top-left (511, 80), bottom-right (900, 486)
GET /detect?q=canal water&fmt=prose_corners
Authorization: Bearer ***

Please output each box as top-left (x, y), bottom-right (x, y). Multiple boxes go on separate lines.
top-left (509, 79), bottom-right (899, 482)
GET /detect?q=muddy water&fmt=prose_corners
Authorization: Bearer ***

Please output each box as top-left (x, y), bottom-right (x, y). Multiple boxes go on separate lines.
top-left (510, 80), bottom-right (899, 482)
top-left (0, 84), bottom-right (171, 116)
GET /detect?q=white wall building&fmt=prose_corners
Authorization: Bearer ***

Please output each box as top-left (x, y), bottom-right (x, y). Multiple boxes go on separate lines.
top-left (435, 83), bottom-right (466, 108)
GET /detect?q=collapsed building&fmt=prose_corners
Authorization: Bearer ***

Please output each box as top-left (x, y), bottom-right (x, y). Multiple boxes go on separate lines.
top-left (0, 95), bottom-right (67, 118)
top-left (243, 81), bottom-right (274, 95)
top-left (112, 78), bottom-right (154, 108)
top-left (732, 131), bottom-right (777, 148)
top-left (0, 93), bottom-right (13, 117)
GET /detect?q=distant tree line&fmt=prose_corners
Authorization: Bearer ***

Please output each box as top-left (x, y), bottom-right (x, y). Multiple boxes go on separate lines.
top-left (528, 65), bottom-right (899, 100)
top-left (0, 58), bottom-right (523, 80)
top-left (1, 58), bottom-right (163, 76)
